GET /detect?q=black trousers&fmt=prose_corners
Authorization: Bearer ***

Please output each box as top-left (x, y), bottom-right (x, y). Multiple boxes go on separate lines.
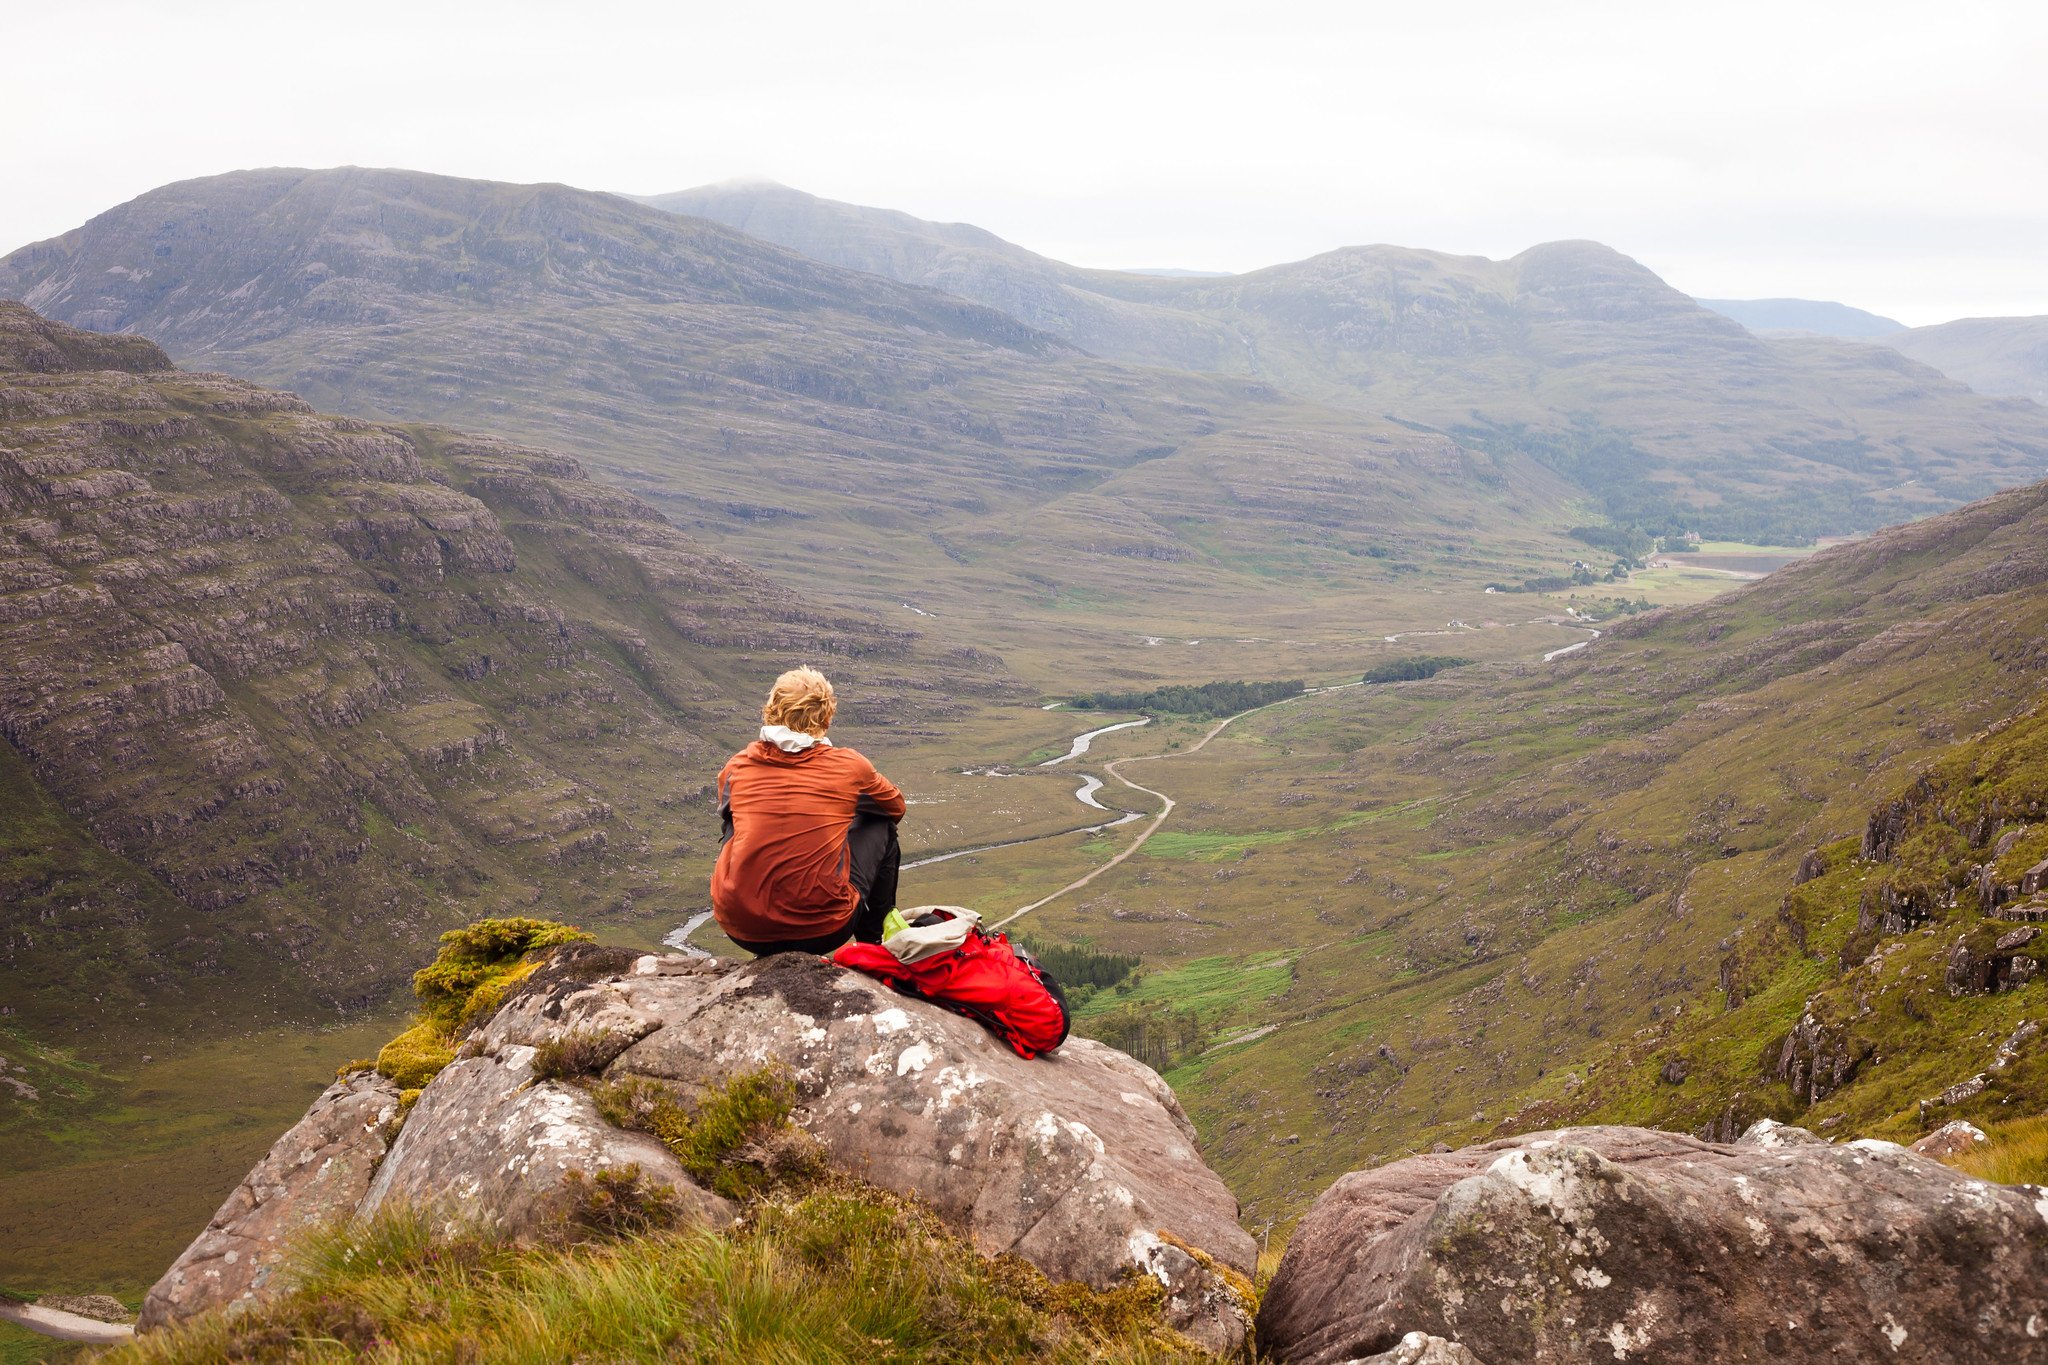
top-left (729, 813), bottom-right (900, 957)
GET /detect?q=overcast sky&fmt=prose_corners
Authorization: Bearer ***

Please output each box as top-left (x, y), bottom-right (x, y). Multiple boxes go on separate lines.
top-left (6, 0), bottom-right (2044, 326)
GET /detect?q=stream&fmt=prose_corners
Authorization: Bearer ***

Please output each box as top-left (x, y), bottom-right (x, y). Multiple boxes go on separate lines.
top-left (1040, 717), bottom-right (1151, 765)
top-left (670, 625), bottom-right (1600, 946)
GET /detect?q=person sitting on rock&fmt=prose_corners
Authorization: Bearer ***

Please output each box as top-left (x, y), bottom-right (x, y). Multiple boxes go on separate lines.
top-left (711, 666), bottom-right (906, 955)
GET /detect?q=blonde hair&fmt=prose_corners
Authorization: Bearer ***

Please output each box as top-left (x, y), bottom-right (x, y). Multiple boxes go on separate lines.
top-left (761, 666), bottom-right (837, 736)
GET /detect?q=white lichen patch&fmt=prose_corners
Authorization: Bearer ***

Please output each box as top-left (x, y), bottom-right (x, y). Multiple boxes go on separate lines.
top-left (1882, 1314), bottom-right (1907, 1350)
top-left (1604, 1297), bottom-right (1661, 1359)
top-left (896, 1042), bottom-right (936, 1076)
top-left (1571, 1264), bottom-right (1612, 1289)
top-left (1126, 1230), bottom-right (1173, 1286)
top-left (870, 1008), bottom-right (913, 1036)
top-left (1744, 1215), bottom-right (1770, 1248)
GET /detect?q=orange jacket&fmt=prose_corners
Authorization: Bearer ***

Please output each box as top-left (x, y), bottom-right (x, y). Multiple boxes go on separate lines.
top-left (710, 739), bottom-right (905, 942)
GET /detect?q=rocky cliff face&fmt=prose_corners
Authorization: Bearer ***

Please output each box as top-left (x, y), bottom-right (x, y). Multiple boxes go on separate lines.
top-left (0, 303), bottom-right (968, 1051)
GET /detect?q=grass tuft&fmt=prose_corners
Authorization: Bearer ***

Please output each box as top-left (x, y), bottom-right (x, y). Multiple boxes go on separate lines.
top-left (1945, 1114), bottom-right (2048, 1187)
top-left (530, 1030), bottom-right (621, 1082)
top-left (593, 1068), bottom-right (821, 1201)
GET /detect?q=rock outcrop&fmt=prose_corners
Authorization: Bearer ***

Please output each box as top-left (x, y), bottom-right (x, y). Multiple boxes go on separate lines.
top-left (482, 950), bottom-right (1256, 1350)
top-left (142, 948), bottom-right (1256, 1352)
top-left (138, 1071), bottom-right (404, 1329)
top-left (1258, 1121), bottom-right (2048, 1364)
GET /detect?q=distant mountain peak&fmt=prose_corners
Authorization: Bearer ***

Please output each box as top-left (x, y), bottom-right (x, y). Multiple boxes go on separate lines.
top-left (1698, 297), bottom-right (1905, 338)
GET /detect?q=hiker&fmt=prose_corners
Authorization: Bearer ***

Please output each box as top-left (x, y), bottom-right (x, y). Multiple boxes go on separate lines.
top-left (710, 666), bottom-right (906, 955)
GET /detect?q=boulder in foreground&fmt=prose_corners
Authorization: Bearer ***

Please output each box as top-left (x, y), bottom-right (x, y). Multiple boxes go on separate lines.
top-left (1258, 1120), bottom-right (2048, 1364)
top-left (484, 950), bottom-right (1256, 1350)
top-left (142, 947), bottom-right (1254, 1353)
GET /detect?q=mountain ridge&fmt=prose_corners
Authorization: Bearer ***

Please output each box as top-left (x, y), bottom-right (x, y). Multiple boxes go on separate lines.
top-left (0, 166), bottom-right (1587, 636)
top-left (0, 300), bottom-right (982, 1054)
top-left (640, 179), bottom-right (2048, 542)
top-left (1875, 315), bottom-right (2048, 406)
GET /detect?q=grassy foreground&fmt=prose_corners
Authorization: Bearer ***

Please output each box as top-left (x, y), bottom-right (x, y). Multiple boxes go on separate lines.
top-left (95, 1188), bottom-right (1212, 1364)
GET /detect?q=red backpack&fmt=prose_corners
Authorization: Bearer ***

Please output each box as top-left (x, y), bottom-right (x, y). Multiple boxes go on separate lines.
top-left (833, 910), bottom-right (1071, 1059)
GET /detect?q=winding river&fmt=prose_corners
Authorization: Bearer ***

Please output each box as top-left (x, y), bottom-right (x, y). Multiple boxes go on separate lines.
top-left (670, 621), bottom-right (1600, 946)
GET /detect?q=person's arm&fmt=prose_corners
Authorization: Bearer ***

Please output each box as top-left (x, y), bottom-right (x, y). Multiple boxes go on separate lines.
top-left (716, 764), bottom-right (736, 846)
top-left (853, 753), bottom-right (906, 822)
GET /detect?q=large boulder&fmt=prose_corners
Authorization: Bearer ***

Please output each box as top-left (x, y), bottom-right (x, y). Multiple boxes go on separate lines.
top-left (141, 949), bottom-right (1255, 1352)
top-left (1259, 1121), bottom-right (2048, 1364)
top-left (356, 1042), bottom-right (733, 1239)
top-left (479, 950), bottom-right (1257, 1351)
top-left (138, 1071), bottom-right (403, 1330)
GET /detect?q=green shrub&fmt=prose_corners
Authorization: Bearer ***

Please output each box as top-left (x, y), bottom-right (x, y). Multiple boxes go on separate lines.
top-left (373, 1022), bottom-right (455, 1090)
top-left (413, 917), bottom-right (592, 1032)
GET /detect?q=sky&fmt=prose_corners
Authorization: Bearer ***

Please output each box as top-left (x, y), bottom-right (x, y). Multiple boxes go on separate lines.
top-left (5, 0), bottom-right (2045, 326)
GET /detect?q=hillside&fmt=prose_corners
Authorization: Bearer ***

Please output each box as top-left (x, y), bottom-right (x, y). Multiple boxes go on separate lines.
top-left (0, 168), bottom-right (1579, 647)
top-left (994, 474), bottom-right (2048, 1222)
top-left (1877, 315), bottom-right (2048, 406)
top-left (650, 181), bottom-right (2048, 543)
top-left (0, 299), bottom-right (1019, 1095)
top-left (1697, 297), bottom-right (1903, 337)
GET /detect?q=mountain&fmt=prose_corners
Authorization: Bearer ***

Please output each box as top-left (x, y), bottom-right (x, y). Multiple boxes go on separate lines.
top-left (1697, 297), bottom-right (1904, 337)
top-left (1877, 316), bottom-right (2048, 406)
top-left (0, 167), bottom-right (1583, 647)
top-left (1017, 471), bottom-right (2048, 1221)
top-left (634, 180), bottom-right (1241, 371)
top-left (642, 181), bottom-right (2048, 543)
top-left (0, 299), bottom-right (988, 1062)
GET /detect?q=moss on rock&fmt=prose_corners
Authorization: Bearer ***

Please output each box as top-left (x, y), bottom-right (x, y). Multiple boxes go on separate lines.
top-left (373, 916), bottom-right (594, 1089)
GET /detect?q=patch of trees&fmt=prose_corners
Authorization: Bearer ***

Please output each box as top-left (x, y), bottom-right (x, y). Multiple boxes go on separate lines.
top-left (1079, 1002), bottom-right (1209, 1072)
top-left (1574, 595), bottom-right (1654, 622)
top-left (1363, 655), bottom-right (1473, 684)
top-left (1568, 523), bottom-right (1653, 559)
top-left (1015, 937), bottom-right (1140, 993)
top-left (1070, 679), bottom-right (1305, 718)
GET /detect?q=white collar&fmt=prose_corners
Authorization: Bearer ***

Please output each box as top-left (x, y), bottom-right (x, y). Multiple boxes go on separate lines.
top-left (760, 724), bottom-right (832, 752)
